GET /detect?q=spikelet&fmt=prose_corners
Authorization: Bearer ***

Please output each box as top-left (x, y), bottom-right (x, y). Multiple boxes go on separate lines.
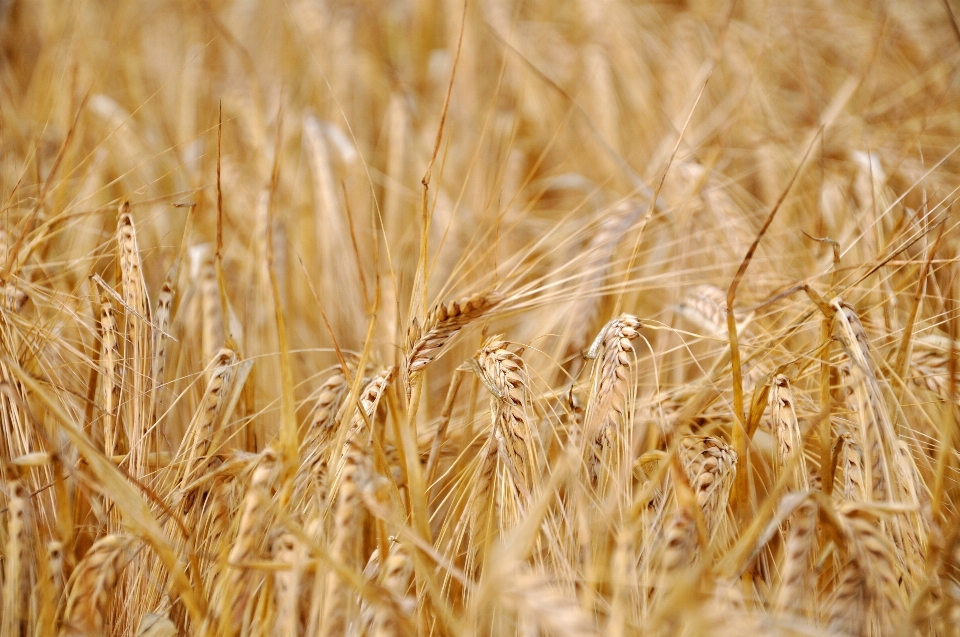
top-left (89, 95), bottom-right (157, 186)
top-left (404, 291), bottom-right (503, 387)
top-left (833, 301), bottom-right (871, 367)
top-left (341, 366), bottom-right (397, 451)
top-left (584, 314), bottom-right (641, 484)
top-left (827, 556), bottom-right (866, 636)
top-left (833, 300), bottom-right (897, 504)
top-left (461, 434), bottom-right (501, 566)
top-left (359, 542), bottom-right (414, 637)
top-left (98, 293), bottom-right (123, 457)
top-left (894, 441), bottom-right (928, 586)
top-left (2, 479), bottom-right (29, 637)
top-left (150, 276), bottom-right (175, 413)
top-left (195, 245), bottom-right (224, 371)
top-left (839, 434), bottom-right (868, 502)
top-left (494, 567), bottom-right (600, 637)
top-left (315, 443), bottom-right (365, 637)
top-left (675, 285), bottom-right (729, 336)
top-left (117, 207), bottom-right (152, 474)
top-left (303, 371), bottom-right (349, 449)
top-left (117, 207), bottom-right (151, 329)
top-left (836, 352), bottom-right (887, 501)
top-left (298, 371), bottom-right (349, 485)
top-left (61, 535), bottom-right (137, 637)
top-left (302, 115), bottom-right (361, 341)
top-left (840, 505), bottom-right (906, 634)
top-left (383, 94), bottom-right (409, 257)
top-left (217, 448), bottom-right (277, 634)
top-left (271, 532), bottom-right (307, 637)
top-left (776, 496), bottom-right (817, 617)
top-left (47, 540), bottom-right (65, 612)
top-left (476, 336), bottom-right (538, 502)
top-left (675, 285), bottom-right (750, 337)
top-left (678, 435), bottom-right (736, 534)
top-left (555, 200), bottom-right (641, 366)
top-left (770, 375), bottom-right (808, 490)
top-left (659, 488), bottom-right (699, 574)
top-left (0, 228), bottom-right (27, 310)
top-left (1, 279), bottom-right (27, 311)
top-left (179, 348), bottom-right (238, 486)
top-left (303, 114), bottom-right (348, 249)
top-left (586, 314), bottom-right (642, 428)
top-left (653, 453), bottom-right (705, 588)
top-left (358, 569), bottom-right (384, 635)
top-left (135, 613), bottom-right (177, 637)
top-left (196, 475), bottom-right (237, 588)
top-left (908, 335), bottom-right (954, 399)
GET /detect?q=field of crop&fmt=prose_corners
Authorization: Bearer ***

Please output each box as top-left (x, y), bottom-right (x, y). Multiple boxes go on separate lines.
top-left (2, 1), bottom-right (960, 635)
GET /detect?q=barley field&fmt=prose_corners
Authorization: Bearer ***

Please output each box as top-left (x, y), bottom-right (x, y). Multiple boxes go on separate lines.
top-left (1, 1), bottom-right (960, 635)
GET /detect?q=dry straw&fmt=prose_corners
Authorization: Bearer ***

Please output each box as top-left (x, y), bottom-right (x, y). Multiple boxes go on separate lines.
top-left (1, 2), bottom-right (959, 636)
